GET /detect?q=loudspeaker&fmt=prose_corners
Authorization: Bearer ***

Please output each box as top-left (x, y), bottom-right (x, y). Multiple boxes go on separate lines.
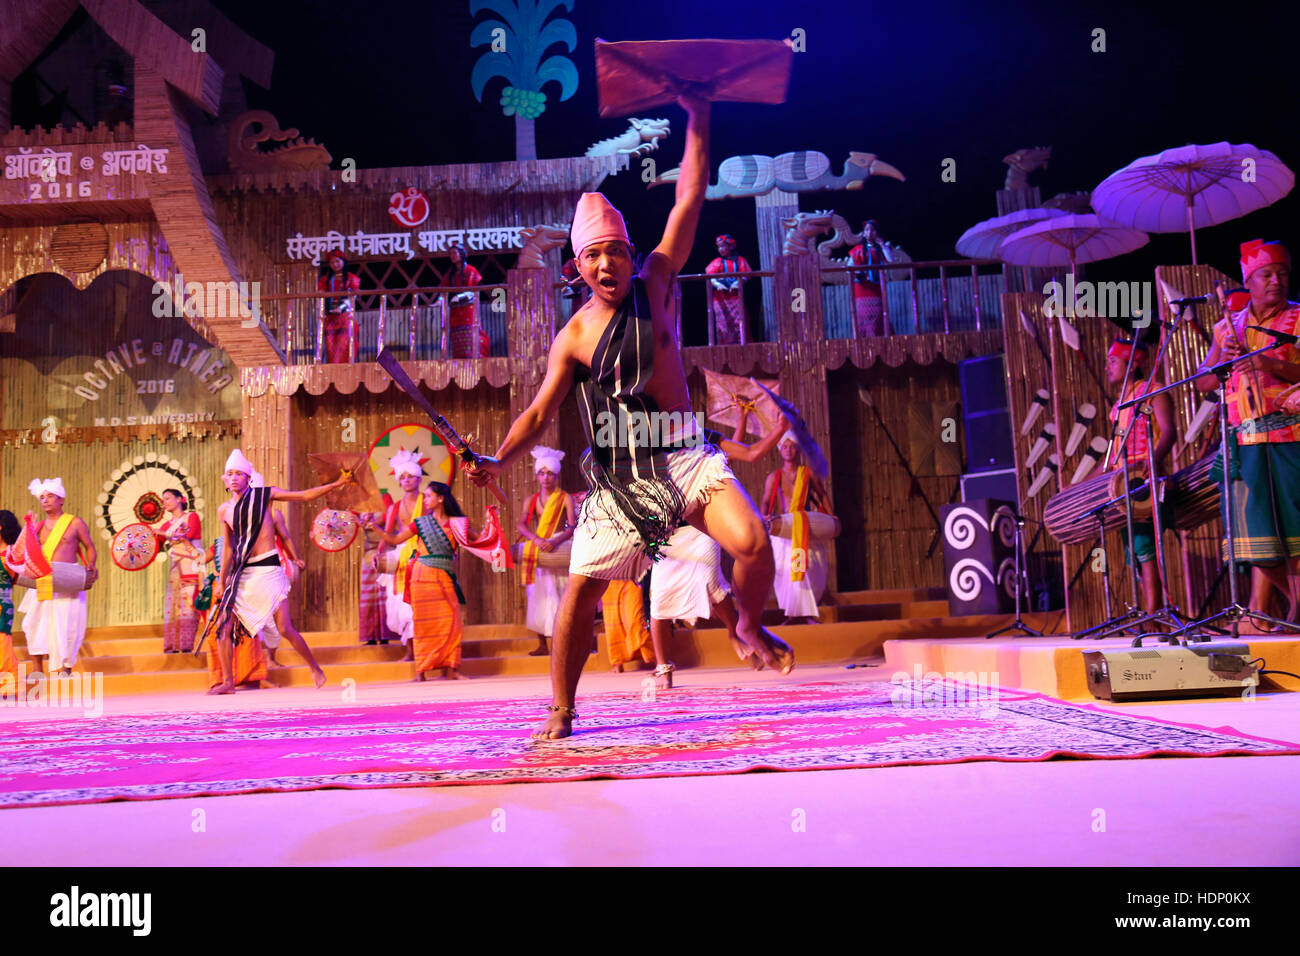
top-left (961, 468), bottom-right (1019, 506)
top-left (940, 498), bottom-right (1017, 616)
top-left (959, 354), bottom-right (1014, 472)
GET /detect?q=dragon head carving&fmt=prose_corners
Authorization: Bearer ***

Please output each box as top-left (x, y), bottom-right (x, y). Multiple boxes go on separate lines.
top-left (227, 110), bottom-right (332, 173)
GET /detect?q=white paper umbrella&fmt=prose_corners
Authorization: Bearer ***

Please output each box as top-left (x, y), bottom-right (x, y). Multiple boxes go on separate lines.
top-left (998, 214), bottom-right (1149, 272)
top-left (1091, 142), bottom-right (1294, 264)
top-left (955, 207), bottom-right (1067, 259)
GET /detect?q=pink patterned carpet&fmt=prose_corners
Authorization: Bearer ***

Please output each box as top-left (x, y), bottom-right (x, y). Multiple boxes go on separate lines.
top-left (1, 680), bottom-right (1296, 808)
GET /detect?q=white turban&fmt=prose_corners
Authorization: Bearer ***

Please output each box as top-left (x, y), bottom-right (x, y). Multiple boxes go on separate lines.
top-left (29, 477), bottom-right (66, 499)
top-left (224, 448), bottom-right (254, 475)
top-left (531, 445), bottom-right (564, 475)
top-left (389, 449), bottom-right (423, 480)
top-left (778, 432), bottom-right (798, 449)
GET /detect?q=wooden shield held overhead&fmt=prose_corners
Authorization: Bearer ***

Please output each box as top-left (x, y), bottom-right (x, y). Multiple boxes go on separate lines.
top-left (703, 369), bottom-right (782, 440)
top-left (907, 402), bottom-right (963, 477)
top-left (308, 452), bottom-right (384, 513)
top-left (595, 38), bottom-right (793, 118)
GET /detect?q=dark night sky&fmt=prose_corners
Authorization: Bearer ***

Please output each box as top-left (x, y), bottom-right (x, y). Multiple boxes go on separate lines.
top-left (214, 0), bottom-right (1297, 282)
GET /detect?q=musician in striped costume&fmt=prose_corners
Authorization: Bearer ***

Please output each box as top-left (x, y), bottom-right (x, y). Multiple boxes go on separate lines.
top-left (1196, 240), bottom-right (1300, 631)
top-left (1105, 338), bottom-right (1175, 615)
top-left (467, 95), bottom-right (793, 740)
top-left (705, 234), bottom-right (751, 345)
top-left (206, 450), bottom-right (347, 695)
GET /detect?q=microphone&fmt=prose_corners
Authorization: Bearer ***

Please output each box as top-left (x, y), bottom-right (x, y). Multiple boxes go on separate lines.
top-left (1169, 295), bottom-right (1210, 305)
top-left (1249, 325), bottom-right (1299, 346)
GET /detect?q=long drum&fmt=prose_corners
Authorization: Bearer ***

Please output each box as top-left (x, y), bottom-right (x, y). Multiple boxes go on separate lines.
top-left (15, 561), bottom-right (89, 594)
top-left (767, 512), bottom-right (841, 540)
top-left (512, 540), bottom-right (573, 570)
top-left (1043, 455), bottom-right (1219, 545)
top-left (375, 549), bottom-right (400, 575)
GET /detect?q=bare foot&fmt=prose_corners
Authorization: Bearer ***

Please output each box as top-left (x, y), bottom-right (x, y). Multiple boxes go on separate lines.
top-left (528, 641), bottom-right (549, 657)
top-left (530, 710), bottom-right (573, 740)
top-left (729, 634), bottom-right (764, 670)
top-left (610, 663), bottom-right (623, 673)
top-left (414, 672), bottom-right (426, 682)
top-left (445, 667), bottom-right (467, 680)
top-left (402, 645), bottom-right (414, 661)
top-left (312, 668), bottom-right (327, 689)
top-left (759, 628), bottom-right (796, 674)
top-left (207, 681), bottom-right (236, 695)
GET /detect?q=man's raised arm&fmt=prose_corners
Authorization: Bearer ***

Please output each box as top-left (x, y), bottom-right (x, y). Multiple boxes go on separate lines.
top-left (648, 95), bottom-right (711, 277)
top-left (272, 473), bottom-right (351, 503)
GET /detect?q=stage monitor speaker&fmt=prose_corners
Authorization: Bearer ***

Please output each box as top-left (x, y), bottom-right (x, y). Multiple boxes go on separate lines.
top-left (961, 468), bottom-right (1019, 506)
top-left (959, 354), bottom-right (1014, 472)
top-left (940, 498), bottom-right (1017, 616)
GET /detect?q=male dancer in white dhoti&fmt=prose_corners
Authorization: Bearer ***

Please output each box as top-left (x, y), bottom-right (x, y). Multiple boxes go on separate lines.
top-left (207, 450), bottom-right (349, 695)
top-left (468, 94), bottom-right (793, 739)
top-left (517, 446), bottom-right (576, 656)
top-left (762, 435), bottom-right (834, 624)
top-left (17, 478), bottom-right (98, 678)
top-left (649, 407), bottom-right (789, 684)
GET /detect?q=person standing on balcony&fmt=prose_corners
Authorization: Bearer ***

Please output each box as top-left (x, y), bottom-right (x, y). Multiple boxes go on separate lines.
top-left (849, 220), bottom-right (889, 337)
top-left (445, 242), bottom-right (487, 358)
top-left (705, 233), bottom-right (752, 345)
top-left (317, 250), bottom-right (361, 363)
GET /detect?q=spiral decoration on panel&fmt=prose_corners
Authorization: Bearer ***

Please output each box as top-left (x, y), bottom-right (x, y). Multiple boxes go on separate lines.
top-left (943, 506), bottom-right (989, 551)
top-left (998, 557), bottom-right (1019, 600)
top-left (950, 558), bottom-right (995, 602)
top-left (992, 506), bottom-right (1017, 548)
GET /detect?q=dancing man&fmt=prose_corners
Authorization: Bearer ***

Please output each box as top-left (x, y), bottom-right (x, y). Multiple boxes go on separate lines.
top-left (17, 478), bottom-right (98, 678)
top-left (207, 450), bottom-right (348, 694)
top-left (517, 446), bottom-right (575, 656)
top-left (467, 94), bottom-right (792, 739)
top-left (1105, 337), bottom-right (1175, 615)
top-left (1195, 240), bottom-right (1300, 631)
top-left (762, 435), bottom-right (834, 625)
top-left (705, 233), bottom-right (751, 345)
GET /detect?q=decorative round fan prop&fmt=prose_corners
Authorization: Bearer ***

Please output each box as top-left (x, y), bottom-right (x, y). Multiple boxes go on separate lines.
top-left (368, 423), bottom-right (454, 502)
top-left (311, 509), bottom-right (359, 552)
top-left (98, 453), bottom-right (203, 542)
top-left (111, 523), bottom-right (160, 570)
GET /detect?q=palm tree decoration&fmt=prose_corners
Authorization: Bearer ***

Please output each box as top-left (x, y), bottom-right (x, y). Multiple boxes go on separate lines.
top-left (470, 0), bottom-right (580, 162)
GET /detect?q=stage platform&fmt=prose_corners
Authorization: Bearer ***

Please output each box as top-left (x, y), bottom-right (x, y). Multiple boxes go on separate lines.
top-left (5, 587), bottom-right (1056, 697)
top-left (884, 632), bottom-right (1300, 700)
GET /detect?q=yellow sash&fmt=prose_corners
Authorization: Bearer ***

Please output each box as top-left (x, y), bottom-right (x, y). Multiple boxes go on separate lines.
top-left (520, 490), bottom-right (565, 586)
top-left (789, 466), bottom-right (811, 583)
top-left (37, 514), bottom-right (75, 601)
top-left (393, 496), bottom-right (425, 584)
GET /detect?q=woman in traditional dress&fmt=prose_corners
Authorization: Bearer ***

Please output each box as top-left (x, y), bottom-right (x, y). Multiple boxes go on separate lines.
top-left (366, 482), bottom-right (470, 681)
top-left (0, 510), bottom-right (21, 698)
top-left (156, 489), bottom-right (203, 653)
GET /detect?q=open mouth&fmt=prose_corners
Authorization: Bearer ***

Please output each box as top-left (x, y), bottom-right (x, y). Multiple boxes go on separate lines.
top-left (598, 276), bottom-right (618, 291)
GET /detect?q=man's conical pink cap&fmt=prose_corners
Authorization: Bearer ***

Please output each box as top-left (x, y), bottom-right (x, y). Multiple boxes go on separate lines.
top-left (570, 192), bottom-right (630, 258)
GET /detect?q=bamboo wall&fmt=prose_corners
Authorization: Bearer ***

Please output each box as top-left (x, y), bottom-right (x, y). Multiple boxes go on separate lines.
top-left (2, 433), bottom-right (238, 628)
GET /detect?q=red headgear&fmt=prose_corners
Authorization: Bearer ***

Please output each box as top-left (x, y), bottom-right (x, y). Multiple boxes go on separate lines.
top-left (1107, 338), bottom-right (1149, 363)
top-left (1224, 288), bottom-right (1251, 313)
top-left (716, 233), bottom-right (735, 245)
top-left (1240, 240), bottom-right (1290, 281)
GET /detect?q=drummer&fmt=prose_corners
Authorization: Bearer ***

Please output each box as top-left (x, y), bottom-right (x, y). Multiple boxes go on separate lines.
top-left (1106, 337), bottom-right (1175, 614)
top-left (761, 435), bottom-right (833, 625)
top-left (17, 477), bottom-right (98, 678)
top-left (1194, 239), bottom-right (1300, 631)
top-left (517, 446), bottom-right (576, 656)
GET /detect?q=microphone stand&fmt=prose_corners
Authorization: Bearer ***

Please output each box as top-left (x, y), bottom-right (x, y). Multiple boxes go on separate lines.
top-left (1115, 342), bottom-right (1300, 645)
top-left (986, 511), bottom-right (1043, 638)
